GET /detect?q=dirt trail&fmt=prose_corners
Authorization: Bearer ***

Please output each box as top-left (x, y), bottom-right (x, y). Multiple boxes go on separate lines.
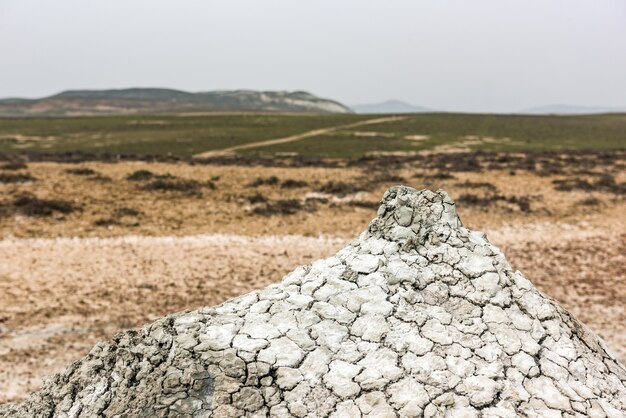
top-left (193, 116), bottom-right (407, 158)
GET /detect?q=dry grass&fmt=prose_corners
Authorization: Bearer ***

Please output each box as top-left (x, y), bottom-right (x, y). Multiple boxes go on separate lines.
top-left (0, 160), bottom-right (623, 238)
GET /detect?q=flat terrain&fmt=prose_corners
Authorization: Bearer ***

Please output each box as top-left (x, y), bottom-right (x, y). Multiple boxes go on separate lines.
top-left (1, 113), bottom-right (625, 157)
top-left (0, 113), bottom-right (624, 404)
top-left (0, 149), bottom-right (625, 403)
top-left (0, 114), bottom-right (371, 156)
top-left (242, 113), bottom-right (626, 157)
top-left (1, 150), bottom-right (624, 237)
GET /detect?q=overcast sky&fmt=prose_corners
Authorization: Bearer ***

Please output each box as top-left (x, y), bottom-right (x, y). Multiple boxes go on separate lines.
top-left (1, 0), bottom-right (625, 112)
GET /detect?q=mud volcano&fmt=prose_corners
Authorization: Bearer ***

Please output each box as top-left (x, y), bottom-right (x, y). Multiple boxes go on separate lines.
top-left (2, 187), bottom-right (625, 417)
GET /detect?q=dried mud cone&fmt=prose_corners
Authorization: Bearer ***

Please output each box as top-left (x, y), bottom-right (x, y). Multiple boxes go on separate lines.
top-left (2, 187), bottom-right (625, 417)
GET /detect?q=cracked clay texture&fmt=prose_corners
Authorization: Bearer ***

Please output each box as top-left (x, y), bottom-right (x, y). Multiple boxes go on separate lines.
top-left (1, 186), bottom-right (625, 417)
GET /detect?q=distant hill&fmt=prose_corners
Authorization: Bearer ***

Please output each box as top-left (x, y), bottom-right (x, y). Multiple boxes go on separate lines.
top-left (0, 88), bottom-right (352, 117)
top-left (520, 104), bottom-right (626, 115)
top-left (351, 100), bottom-right (432, 114)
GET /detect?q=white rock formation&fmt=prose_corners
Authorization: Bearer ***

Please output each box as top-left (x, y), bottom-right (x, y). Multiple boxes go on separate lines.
top-left (2, 187), bottom-right (625, 417)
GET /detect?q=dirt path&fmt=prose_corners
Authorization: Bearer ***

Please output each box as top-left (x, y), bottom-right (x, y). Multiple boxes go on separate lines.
top-left (193, 116), bottom-right (407, 158)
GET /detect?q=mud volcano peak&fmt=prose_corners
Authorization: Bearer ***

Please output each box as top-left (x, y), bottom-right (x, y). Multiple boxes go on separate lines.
top-left (366, 187), bottom-right (461, 245)
top-left (2, 187), bottom-right (625, 417)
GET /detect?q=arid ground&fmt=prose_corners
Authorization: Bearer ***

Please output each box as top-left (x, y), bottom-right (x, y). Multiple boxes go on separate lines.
top-left (0, 150), bottom-right (624, 403)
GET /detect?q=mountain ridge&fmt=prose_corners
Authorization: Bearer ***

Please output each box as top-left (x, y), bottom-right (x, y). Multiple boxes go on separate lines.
top-left (0, 88), bottom-right (352, 117)
top-left (351, 99), bottom-right (432, 114)
top-left (520, 104), bottom-right (626, 115)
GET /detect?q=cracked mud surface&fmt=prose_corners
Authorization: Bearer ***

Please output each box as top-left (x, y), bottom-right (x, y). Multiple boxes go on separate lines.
top-left (2, 187), bottom-right (624, 417)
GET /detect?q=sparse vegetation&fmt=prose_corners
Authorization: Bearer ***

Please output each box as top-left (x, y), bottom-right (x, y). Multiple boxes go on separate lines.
top-left (419, 172), bottom-right (455, 180)
top-left (128, 170), bottom-right (218, 192)
top-left (93, 218), bottom-right (119, 227)
top-left (553, 175), bottom-right (625, 195)
top-left (0, 113), bottom-right (623, 158)
top-left (65, 167), bottom-right (97, 176)
top-left (141, 179), bottom-right (215, 193)
top-left (247, 176), bottom-right (279, 187)
top-left (578, 197), bottom-right (602, 206)
top-left (247, 193), bottom-right (268, 204)
top-left (347, 200), bottom-right (379, 209)
top-left (126, 170), bottom-right (174, 181)
top-left (93, 207), bottom-right (143, 227)
top-left (0, 173), bottom-right (36, 183)
top-left (0, 161), bottom-right (27, 170)
top-left (317, 181), bottom-right (363, 197)
top-left (252, 199), bottom-right (308, 216)
top-left (371, 173), bottom-right (406, 184)
top-left (0, 152), bottom-right (622, 239)
top-left (0, 114), bottom-right (370, 156)
top-left (114, 207), bottom-right (143, 217)
top-left (10, 194), bottom-right (79, 217)
top-left (455, 181), bottom-right (498, 192)
top-left (457, 193), bottom-right (533, 212)
top-left (280, 179), bottom-right (309, 189)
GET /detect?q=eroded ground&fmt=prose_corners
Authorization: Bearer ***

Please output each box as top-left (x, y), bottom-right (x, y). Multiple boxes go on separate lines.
top-left (0, 151), bottom-right (624, 403)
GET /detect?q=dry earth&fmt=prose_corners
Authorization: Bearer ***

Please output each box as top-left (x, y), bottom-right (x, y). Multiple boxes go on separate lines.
top-left (0, 157), bottom-right (623, 238)
top-left (0, 158), bottom-right (624, 403)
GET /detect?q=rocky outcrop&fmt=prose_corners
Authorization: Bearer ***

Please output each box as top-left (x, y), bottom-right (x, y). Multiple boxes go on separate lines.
top-left (2, 187), bottom-right (625, 417)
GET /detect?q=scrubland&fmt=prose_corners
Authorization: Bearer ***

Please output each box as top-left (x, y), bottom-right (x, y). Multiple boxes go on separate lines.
top-left (0, 114), bottom-right (624, 403)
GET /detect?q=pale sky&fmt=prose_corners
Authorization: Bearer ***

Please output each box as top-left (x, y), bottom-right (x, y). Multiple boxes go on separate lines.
top-left (1, 0), bottom-right (625, 112)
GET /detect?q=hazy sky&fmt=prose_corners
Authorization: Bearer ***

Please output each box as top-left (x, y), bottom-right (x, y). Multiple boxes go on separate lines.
top-left (1, 0), bottom-right (625, 112)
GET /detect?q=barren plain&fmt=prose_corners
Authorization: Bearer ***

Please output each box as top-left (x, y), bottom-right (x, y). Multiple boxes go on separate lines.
top-left (0, 148), bottom-right (624, 403)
